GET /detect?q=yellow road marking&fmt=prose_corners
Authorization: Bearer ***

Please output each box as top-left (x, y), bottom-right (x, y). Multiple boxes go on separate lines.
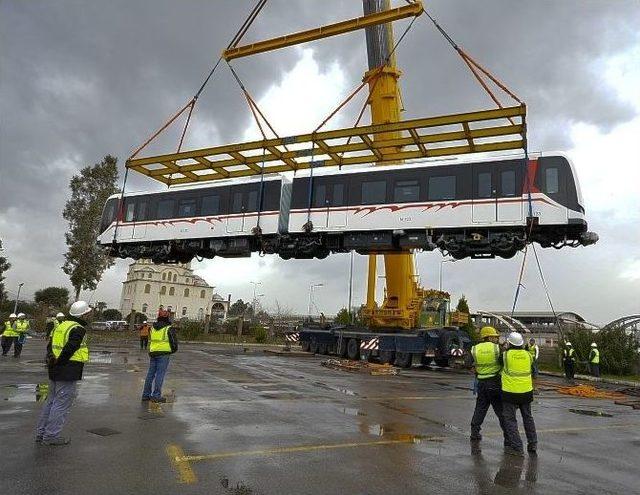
top-left (483, 423), bottom-right (640, 437)
top-left (166, 444), bottom-right (197, 484)
top-left (177, 437), bottom-right (444, 463)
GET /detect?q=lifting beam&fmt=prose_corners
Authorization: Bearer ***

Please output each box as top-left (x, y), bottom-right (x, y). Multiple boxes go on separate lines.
top-left (222, 2), bottom-right (424, 61)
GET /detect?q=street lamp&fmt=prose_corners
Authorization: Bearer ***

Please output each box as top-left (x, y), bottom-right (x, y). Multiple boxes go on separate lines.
top-left (439, 260), bottom-right (455, 291)
top-left (13, 282), bottom-right (24, 314)
top-left (250, 281), bottom-right (262, 316)
top-left (308, 283), bottom-right (324, 320)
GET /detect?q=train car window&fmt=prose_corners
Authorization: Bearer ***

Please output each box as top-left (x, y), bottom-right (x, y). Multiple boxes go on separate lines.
top-left (157, 199), bottom-right (176, 219)
top-left (361, 180), bottom-right (386, 204)
top-left (247, 190), bottom-right (259, 211)
top-left (137, 201), bottom-right (148, 221)
top-left (545, 167), bottom-right (559, 194)
top-left (201, 195), bottom-right (220, 215)
top-left (177, 199), bottom-right (197, 218)
top-left (125, 202), bottom-right (136, 222)
top-left (333, 184), bottom-right (345, 206)
top-left (100, 199), bottom-right (117, 232)
top-left (428, 176), bottom-right (456, 200)
top-left (314, 184), bottom-right (327, 207)
top-left (394, 180), bottom-right (419, 203)
top-left (501, 170), bottom-right (516, 197)
top-left (477, 172), bottom-right (492, 198)
top-left (231, 192), bottom-right (243, 213)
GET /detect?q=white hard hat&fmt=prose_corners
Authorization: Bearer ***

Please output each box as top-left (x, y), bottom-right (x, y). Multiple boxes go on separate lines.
top-left (566, 342), bottom-right (572, 346)
top-left (9, 313), bottom-right (17, 318)
top-left (69, 301), bottom-right (92, 317)
top-left (591, 342), bottom-right (597, 347)
top-left (56, 312), bottom-right (65, 318)
top-left (507, 331), bottom-right (524, 347)
top-left (17, 313), bottom-right (25, 318)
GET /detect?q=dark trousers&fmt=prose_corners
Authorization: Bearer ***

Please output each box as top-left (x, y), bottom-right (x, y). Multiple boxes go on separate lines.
top-left (140, 336), bottom-right (148, 350)
top-left (563, 360), bottom-right (575, 380)
top-left (590, 363), bottom-right (600, 377)
top-left (471, 377), bottom-right (507, 440)
top-left (502, 400), bottom-right (537, 452)
top-left (1, 336), bottom-right (21, 356)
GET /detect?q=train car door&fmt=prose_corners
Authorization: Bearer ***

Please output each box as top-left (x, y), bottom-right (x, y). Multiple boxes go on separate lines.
top-left (496, 163), bottom-right (522, 223)
top-left (472, 164), bottom-right (496, 223)
top-left (226, 186), bottom-right (259, 233)
top-left (226, 189), bottom-right (245, 233)
top-left (327, 182), bottom-right (347, 228)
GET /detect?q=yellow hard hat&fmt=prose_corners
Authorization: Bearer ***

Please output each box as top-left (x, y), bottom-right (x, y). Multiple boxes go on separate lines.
top-left (480, 326), bottom-right (499, 338)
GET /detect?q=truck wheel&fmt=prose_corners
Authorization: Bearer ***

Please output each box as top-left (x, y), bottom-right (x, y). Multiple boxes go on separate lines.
top-left (347, 338), bottom-right (360, 360)
top-left (301, 340), bottom-right (310, 352)
top-left (336, 338), bottom-right (349, 358)
top-left (318, 342), bottom-right (328, 355)
top-left (434, 357), bottom-right (450, 367)
top-left (379, 350), bottom-right (395, 365)
top-left (395, 352), bottom-right (412, 369)
top-left (310, 340), bottom-right (319, 354)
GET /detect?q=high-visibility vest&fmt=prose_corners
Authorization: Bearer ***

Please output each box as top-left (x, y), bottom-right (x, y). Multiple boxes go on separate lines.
top-left (53, 319), bottom-right (61, 330)
top-left (590, 349), bottom-right (600, 364)
top-left (501, 349), bottom-right (533, 394)
top-left (149, 326), bottom-right (172, 353)
top-left (2, 321), bottom-right (13, 335)
top-left (528, 344), bottom-right (539, 361)
top-left (3, 320), bottom-right (20, 337)
top-left (51, 321), bottom-right (89, 363)
top-left (471, 341), bottom-right (501, 380)
top-left (16, 320), bottom-right (29, 333)
top-left (564, 348), bottom-right (576, 362)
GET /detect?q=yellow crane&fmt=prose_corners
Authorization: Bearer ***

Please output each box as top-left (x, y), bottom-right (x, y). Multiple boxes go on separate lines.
top-left (125, 0), bottom-right (525, 332)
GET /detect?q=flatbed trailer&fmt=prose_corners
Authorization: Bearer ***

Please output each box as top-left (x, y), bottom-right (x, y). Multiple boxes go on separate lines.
top-left (293, 324), bottom-right (472, 369)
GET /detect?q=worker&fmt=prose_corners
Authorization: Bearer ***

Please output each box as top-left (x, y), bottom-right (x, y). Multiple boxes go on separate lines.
top-left (527, 337), bottom-right (540, 378)
top-left (501, 331), bottom-right (537, 456)
top-left (588, 342), bottom-right (600, 378)
top-left (1, 313), bottom-right (18, 356)
top-left (141, 313), bottom-right (178, 403)
top-left (470, 326), bottom-right (507, 448)
top-left (14, 313), bottom-right (31, 357)
top-left (139, 320), bottom-right (150, 350)
top-left (35, 301), bottom-right (91, 446)
top-left (563, 342), bottom-right (576, 381)
top-left (45, 313), bottom-right (65, 340)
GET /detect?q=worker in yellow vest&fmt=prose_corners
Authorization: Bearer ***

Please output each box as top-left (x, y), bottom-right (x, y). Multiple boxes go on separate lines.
top-left (1, 313), bottom-right (18, 356)
top-left (2, 312), bottom-right (30, 357)
top-left (470, 326), bottom-right (507, 448)
top-left (501, 331), bottom-right (537, 457)
top-left (35, 301), bottom-right (91, 446)
top-left (527, 337), bottom-right (539, 378)
top-left (141, 313), bottom-right (178, 403)
top-left (588, 343), bottom-right (600, 377)
top-left (563, 342), bottom-right (576, 381)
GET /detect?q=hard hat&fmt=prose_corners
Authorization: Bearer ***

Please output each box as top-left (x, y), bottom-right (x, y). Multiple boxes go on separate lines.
top-left (9, 313), bottom-right (17, 318)
top-left (591, 342), bottom-right (597, 347)
top-left (69, 300), bottom-right (92, 317)
top-left (507, 331), bottom-right (524, 347)
top-left (56, 312), bottom-right (65, 318)
top-left (566, 342), bottom-right (572, 346)
top-left (17, 313), bottom-right (25, 318)
top-left (480, 326), bottom-right (499, 338)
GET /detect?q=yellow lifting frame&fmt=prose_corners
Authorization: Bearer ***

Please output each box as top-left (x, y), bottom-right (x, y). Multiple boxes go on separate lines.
top-left (126, 105), bottom-right (526, 185)
top-left (222, 2), bottom-right (424, 61)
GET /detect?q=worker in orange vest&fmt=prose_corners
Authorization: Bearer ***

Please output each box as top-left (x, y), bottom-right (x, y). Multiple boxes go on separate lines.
top-left (139, 320), bottom-right (151, 350)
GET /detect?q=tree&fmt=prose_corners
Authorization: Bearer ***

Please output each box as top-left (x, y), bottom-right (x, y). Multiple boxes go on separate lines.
top-left (0, 239), bottom-right (10, 302)
top-left (62, 155), bottom-right (119, 300)
top-left (456, 295), bottom-right (470, 313)
top-left (102, 308), bottom-right (122, 321)
top-left (94, 301), bottom-right (107, 318)
top-left (335, 307), bottom-right (352, 325)
top-left (34, 287), bottom-right (70, 310)
top-left (228, 299), bottom-right (250, 317)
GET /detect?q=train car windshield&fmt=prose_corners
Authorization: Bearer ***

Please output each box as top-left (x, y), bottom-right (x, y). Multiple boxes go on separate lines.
top-left (100, 198), bottom-right (118, 233)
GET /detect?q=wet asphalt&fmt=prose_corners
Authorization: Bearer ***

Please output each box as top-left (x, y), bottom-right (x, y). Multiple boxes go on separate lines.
top-left (0, 339), bottom-right (638, 495)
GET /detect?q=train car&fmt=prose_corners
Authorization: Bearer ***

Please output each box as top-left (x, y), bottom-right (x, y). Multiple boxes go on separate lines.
top-left (284, 153), bottom-right (598, 259)
top-left (98, 175), bottom-right (291, 262)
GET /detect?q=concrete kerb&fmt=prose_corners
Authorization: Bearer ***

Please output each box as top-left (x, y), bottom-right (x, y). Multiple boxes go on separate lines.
top-left (539, 370), bottom-right (640, 388)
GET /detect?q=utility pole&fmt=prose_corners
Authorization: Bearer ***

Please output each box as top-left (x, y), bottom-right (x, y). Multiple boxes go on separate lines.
top-left (13, 282), bottom-right (24, 314)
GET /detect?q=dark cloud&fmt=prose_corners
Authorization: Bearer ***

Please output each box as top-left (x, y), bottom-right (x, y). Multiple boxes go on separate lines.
top-left (1, 1), bottom-right (638, 321)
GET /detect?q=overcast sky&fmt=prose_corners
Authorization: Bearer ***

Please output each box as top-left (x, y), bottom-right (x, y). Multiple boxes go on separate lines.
top-left (1, 1), bottom-right (639, 324)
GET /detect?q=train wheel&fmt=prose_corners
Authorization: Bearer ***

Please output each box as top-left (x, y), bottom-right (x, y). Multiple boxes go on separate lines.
top-left (310, 340), bottom-right (319, 354)
top-left (379, 350), bottom-right (395, 365)
top-left (346, 338), bottom-right (360, 360)
top-left (301, 340), bottom-right (310, 352)
top-left (395, 352), bottom-right (412, 369)
top-left (434, 357), bottom-right (450, 367)
top-left (318, 342), bottom-right (328, 355)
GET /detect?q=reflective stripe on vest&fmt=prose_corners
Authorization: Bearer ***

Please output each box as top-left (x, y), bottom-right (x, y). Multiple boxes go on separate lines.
top-left (564, 348), bottom-right (576, 361)
top-left (51, 321), bottom-right (89, 363)
top-left (471, 341), bottom-right (501, 379)
top-left (149, 326), bottom-right (171, 353)
top-left (501, 349), bottom-right (533, 394)
top-left (3, 320), bottom-right (20, 337)
top-left (590, 349), bottom-right (600, 364)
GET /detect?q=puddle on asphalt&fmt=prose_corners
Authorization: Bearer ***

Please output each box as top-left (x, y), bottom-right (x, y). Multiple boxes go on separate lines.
top-left (365, 423), bottom-right (444, 444)
top-left (88, 351), bottom-right (142, 365)
top-left (313, 381), bottom-right (358, 396)
top-left (340, 407), bottom-right (367, 417)
top-left (569, 408), bottom-right (613, 417)
top-left (1, 383), bottom-right (48, 402)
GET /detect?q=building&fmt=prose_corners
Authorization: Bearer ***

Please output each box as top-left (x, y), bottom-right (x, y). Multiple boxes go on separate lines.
top-left (470, 311), bottom-right (588, 347)
top-left (119, 260), bottom-right (229, 321)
